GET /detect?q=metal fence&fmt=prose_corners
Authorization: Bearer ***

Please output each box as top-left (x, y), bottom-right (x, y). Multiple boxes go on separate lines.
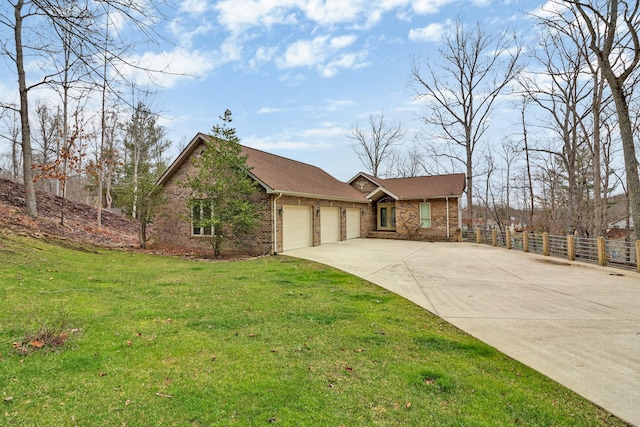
top-left (606, 239), bottom-right (638, 271)
top-left (460, 228), bottom-right (640, 273)
top-left (574, 237), bottom-right (599, 265)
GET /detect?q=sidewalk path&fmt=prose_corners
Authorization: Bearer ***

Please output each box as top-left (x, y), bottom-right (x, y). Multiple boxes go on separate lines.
top-left (284, 239), bottom-right (640, 426)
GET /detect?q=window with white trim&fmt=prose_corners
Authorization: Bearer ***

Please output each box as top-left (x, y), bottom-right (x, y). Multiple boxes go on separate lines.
top-left (191, 200), bottom-right (213, 236)
top-left (420, 202), bottom-right (431, 228)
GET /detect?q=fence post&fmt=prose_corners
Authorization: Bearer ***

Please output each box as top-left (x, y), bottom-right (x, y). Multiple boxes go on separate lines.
top-left (492, 229), bottom-right (497, 246)
top-left (636, 240), bottom-right (640, 274)
top-left (597, 236), bottom-right (606, 266)
top-left (458, 230), bottom-right (462, 242)
top-left (506, 229), bottom-right (512, 249)
top-left (476, 227), bottom-right (481, 244)
top-left (567, 235), bottom-right (575, 261)
top-left (523, 231), bottom-right (529, 253)
top-left (543, 232), bottom-right (549, 256)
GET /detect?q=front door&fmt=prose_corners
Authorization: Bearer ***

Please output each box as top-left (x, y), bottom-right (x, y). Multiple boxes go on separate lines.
top-left (377, 203), bottom-right (396, 231)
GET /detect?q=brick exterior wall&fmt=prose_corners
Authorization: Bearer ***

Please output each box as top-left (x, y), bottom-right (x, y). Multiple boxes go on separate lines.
top-left (349, 175), bottom-right (379, 237)
top-left (348, 174), bottom-right (461, 242)
top-left (153, 149), bottom-right (372, 255)
top-left (152, 152), bottom-right (273, 256)
top-left (153, 155), bottom-right (459, 255)
top-left (394, 199), bottom-right (460, 241)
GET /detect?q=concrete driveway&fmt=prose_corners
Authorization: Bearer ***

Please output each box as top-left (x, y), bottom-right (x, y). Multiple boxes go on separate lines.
top-left (284, 239), bottom-right (640, 426)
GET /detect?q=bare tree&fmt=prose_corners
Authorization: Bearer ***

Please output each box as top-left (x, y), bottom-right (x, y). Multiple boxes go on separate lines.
top-left (102, 109), bottom-right (123, 210)
top-left (0, 0), bottom-right (169, 218)
top-left (347, 112), bottom-right (406, 177)
top-left (411, 20), bottom-right (522, 223)
top-left (8, 0), bottom-right (38, 216)
top-left (535, 1), bottom-right (615, 237)
top-left (387, 141), bottom-right (429, 178)
top-left (563, 0), bottom-right (640, 240)
top-left (0, 109), bottom-right (22, 181)
top-left (520, 98), bottom-right (535, 229)
top-left (519, 29), bottom-right (592, 235)
top-left (32, 102), bottom-right (62, 193)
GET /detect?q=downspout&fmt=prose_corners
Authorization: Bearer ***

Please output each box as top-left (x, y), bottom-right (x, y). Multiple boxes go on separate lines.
top-left (446, 196), bottom-right (450, 239)
top-left (273, 193), bottom-right (283, 254)
top-left (458, 196), bottom-right (463, 229)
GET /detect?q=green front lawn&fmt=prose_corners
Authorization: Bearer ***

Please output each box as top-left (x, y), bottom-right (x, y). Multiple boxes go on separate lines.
top-left (0, 234), bottom-right (627, 426)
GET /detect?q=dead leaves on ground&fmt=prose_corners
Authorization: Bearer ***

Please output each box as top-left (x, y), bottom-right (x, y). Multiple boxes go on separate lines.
top-left (12, 329), bottom-right (78, 355)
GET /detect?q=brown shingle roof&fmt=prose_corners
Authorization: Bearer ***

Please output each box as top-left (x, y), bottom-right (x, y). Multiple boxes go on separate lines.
top-left (350, 172), bottom-right (465, 200)
top-left (375, 174), bottom-right (466, 199)
top-left (156, 133), bottom-right (367, 202)
top-left (157, 133), bottom-right (464, 202)
top-left (241, 145), bottom-right (367, 202)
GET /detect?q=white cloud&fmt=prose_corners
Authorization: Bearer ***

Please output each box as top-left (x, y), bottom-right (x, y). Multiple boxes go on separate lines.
top-left (215, 0), bottom-right (364, 31)
top-left (0, 81), bottom-right (17, 107)
top-left (257, 107), bottom-right (287, 114)
top-left (325, 99), bottom-right (356, 111)
top-left (529, 0), bottom-right (568, 20)
top-left (215, 0), bottom-right (301, 32)
top-left (321, 51), bottom-right (369, 77)
top-left (243, 136), bottom-right (323, 151)
top-left (168, 18), bottom-right (214, 48)
top-left (213, 0), bottom-right (442, 32)
top-left (219, 35), bottom-right (245, 63)
top-left (280, 36), bottom-right (330, 68)
top-left (410, 0), bottom-right (455, 14)
top-left (330, 35), bottom-right (357, 49)
top-left (121, 48), bottom-right (216, 88)
top-left (205, 0), bottom-right (460, 76)
top-left (179, 0), bottom-right (210, 15)
top-left (249, 46), bottom-right (279, 69)
top-left (243, 121), bottom-right (348, 153)
top-left (300, 123), bottom-right (347, 138)
top-left (409, 18), bottom-right (454, 42)
top-left (380, 0), bottom-right (411, 9)
top-left (277, 34), bottom-right (368, 77)
top-left (303, 0), bottom-right (365, 25)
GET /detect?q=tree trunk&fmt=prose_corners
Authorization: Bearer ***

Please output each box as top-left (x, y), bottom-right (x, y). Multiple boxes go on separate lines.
top-left (611, 90), bottom-right (640, 240)
top-left (14, 0), bottom-right (37, 217)
top-left (522, 103), bottom-right (535, 229)
top-left (466, 146), bottom-right (473, 225)
top-left (572, 0), bottom-right (640, 239)
top-left (591, 74), bottom-right (604, 237)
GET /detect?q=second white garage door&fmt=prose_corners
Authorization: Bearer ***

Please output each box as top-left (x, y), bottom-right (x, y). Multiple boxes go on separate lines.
top-left (320, 207), bottom-right (340, 244)
top-left (346, 208), bottom-right (360, 239)
top-left (282, 205), bottom-right (313, 251)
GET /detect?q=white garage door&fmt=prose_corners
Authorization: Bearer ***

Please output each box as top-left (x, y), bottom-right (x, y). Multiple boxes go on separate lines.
top-left (320, 207), bottom-right (340, 244)
top-left (346, 208), bottom-right (360, 239)
top-left (283, 205), bottom-right (313, 251)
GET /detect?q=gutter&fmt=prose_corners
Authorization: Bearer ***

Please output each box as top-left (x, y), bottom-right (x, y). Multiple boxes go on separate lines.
top-left (265, 189), bottom-right (367, 204)
top-left (273, 193), bottom-right (283, 254)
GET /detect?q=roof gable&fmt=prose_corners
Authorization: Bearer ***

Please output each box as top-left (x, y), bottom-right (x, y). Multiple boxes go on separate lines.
top-left (371, 174), bottom-right (466, 200)
top-left (241, 145), bottom-right (367, 201)
top-left (157, 133), bottom-right (464, 203)
top-left (157, 133), bottom-right (367, 203)
top-left (348, 172), bottom-right (465, 201)
top-left (347, 172), bottom-right (383, 188)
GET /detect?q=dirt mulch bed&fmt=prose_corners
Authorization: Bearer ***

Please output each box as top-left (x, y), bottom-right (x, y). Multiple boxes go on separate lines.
top-left (0, 178), bottom-right (139, 248)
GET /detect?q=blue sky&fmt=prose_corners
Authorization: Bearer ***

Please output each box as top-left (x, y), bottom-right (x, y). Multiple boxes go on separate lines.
top-left (3, 0), bottom-right (544, 182)
top-left (131, 0), bottom-right (545, 180)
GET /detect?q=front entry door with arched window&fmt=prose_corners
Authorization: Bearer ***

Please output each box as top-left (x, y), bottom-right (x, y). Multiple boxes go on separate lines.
top-left (377, 202), bottom-right (396, 231)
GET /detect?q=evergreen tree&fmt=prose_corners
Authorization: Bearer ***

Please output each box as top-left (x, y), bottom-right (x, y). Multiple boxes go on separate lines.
top-left (183, 109), bottom-right (260, 257)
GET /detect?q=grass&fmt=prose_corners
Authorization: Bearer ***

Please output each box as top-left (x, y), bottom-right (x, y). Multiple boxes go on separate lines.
top-left (0, 234), bottom-right (628, 426)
